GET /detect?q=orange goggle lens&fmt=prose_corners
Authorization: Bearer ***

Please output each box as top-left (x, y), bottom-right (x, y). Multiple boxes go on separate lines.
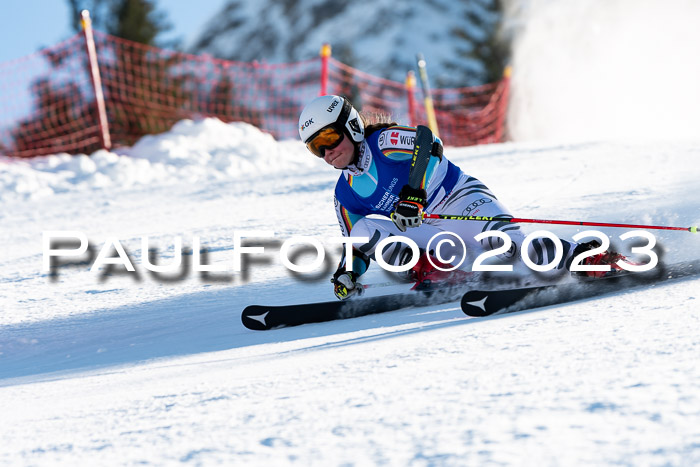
top-left (306, 126), bottom-right (344, 158)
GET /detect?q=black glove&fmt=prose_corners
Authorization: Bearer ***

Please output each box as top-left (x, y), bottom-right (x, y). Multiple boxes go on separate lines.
top-left (331, 270), bottom-right (361, 300)
top-left (391, 185), bottom-right (427, 232)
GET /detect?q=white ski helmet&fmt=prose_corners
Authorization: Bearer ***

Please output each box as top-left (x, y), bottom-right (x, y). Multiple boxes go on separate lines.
top-left (298, 95), bottom-right (364, 147)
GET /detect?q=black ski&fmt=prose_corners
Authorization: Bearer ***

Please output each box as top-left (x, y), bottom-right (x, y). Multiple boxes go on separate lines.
top-left (461, 259), bottom-right (700, 317)
top-left (242, 287), bottom-right (462, 331)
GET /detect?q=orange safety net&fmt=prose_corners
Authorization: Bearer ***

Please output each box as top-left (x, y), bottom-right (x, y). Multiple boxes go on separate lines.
top-left (0, 35), bottom-right (104, 158)
top-left (327, 58), bottom-right (509, 145)
top-left (0, 31), bottom-right (509, 158)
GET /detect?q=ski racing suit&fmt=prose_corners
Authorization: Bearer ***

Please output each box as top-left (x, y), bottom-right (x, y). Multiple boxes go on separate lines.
top-left (333, 125), bottom-right (578, 280)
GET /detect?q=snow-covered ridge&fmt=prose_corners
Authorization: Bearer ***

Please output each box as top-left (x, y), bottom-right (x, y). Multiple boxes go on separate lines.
top-left (0, 118), bottom-right (315, 202)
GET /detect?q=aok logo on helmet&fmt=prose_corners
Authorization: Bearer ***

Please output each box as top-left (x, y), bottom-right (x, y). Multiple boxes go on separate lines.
top-left (300, 118), bottom-right (314, 131)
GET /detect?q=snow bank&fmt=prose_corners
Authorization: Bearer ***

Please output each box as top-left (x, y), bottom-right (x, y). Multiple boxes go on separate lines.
top-left (0, 118), bottom-right (314, 201)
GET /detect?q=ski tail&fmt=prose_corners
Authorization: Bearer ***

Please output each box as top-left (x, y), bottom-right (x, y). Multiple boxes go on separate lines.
top-left (460, 259), bottom-right (700, 317)
top-left (242, 286), bottom-right (465, 331)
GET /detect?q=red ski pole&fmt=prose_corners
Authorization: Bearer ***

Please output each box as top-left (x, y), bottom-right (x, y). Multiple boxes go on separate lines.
top-left (422, 213), bottom-right (699, 233)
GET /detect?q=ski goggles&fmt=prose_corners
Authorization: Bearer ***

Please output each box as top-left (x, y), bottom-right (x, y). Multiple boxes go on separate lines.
top-left (305, 125), bottom-right (345, 158)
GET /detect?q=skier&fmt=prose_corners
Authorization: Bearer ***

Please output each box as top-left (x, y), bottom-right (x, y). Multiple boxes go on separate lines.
top-left (298, 95), bottom-right (624, 300)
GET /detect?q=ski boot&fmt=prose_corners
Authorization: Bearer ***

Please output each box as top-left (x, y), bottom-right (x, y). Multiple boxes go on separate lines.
top-left (408, 254), bottom-right (472, 291)
top-left (571, 240), bottom-right (628, 279)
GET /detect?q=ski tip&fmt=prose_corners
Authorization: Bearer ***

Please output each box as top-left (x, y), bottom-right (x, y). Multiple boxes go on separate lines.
top-left (241, 307), bottom-right (272, 331)
top-left (460, 291), bottom-right (493, 317)
top-left (460, 287), bottom-right (537, 317)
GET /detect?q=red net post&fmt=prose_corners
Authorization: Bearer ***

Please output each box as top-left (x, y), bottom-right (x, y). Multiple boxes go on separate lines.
top-left (320, 43), bottom-right (331, 96)
top-left (80, 10), bottom-right (111, 150)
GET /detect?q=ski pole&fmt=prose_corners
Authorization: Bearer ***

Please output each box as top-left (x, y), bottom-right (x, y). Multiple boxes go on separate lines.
top-left (361, 281), bottom-right (399, 290)
top-left (353, 280), bottom-right (408, 297)
top-left (422, 213), bottom-right (699, 233)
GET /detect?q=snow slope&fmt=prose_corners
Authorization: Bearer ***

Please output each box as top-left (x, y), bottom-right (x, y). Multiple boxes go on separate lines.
top-left (1, 118), bottom-right (700, 464)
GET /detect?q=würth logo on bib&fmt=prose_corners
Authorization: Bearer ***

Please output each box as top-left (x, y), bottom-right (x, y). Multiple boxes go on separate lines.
top-left (379, 128), bottom-right (416, 150)
top-left (400, 135), bottom-right (415, 146)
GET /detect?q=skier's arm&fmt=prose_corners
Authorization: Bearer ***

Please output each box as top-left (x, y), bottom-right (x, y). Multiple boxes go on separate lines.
top-left (389, 126), bottom-right (443, 231)
top-left (332, 197), bottom-right (371, 300)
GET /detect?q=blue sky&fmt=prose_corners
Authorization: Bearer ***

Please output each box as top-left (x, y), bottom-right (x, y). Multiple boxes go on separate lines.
top-left (0, 1), bottom-right (229, 64)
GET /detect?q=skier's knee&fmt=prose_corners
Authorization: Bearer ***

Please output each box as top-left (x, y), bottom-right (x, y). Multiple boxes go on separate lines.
top-left (478, 228), bottom-right (519, 260)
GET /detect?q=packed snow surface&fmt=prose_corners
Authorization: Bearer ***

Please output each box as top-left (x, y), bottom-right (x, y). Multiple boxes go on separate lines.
top-left (1, 118), bottom-right (700, 465)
